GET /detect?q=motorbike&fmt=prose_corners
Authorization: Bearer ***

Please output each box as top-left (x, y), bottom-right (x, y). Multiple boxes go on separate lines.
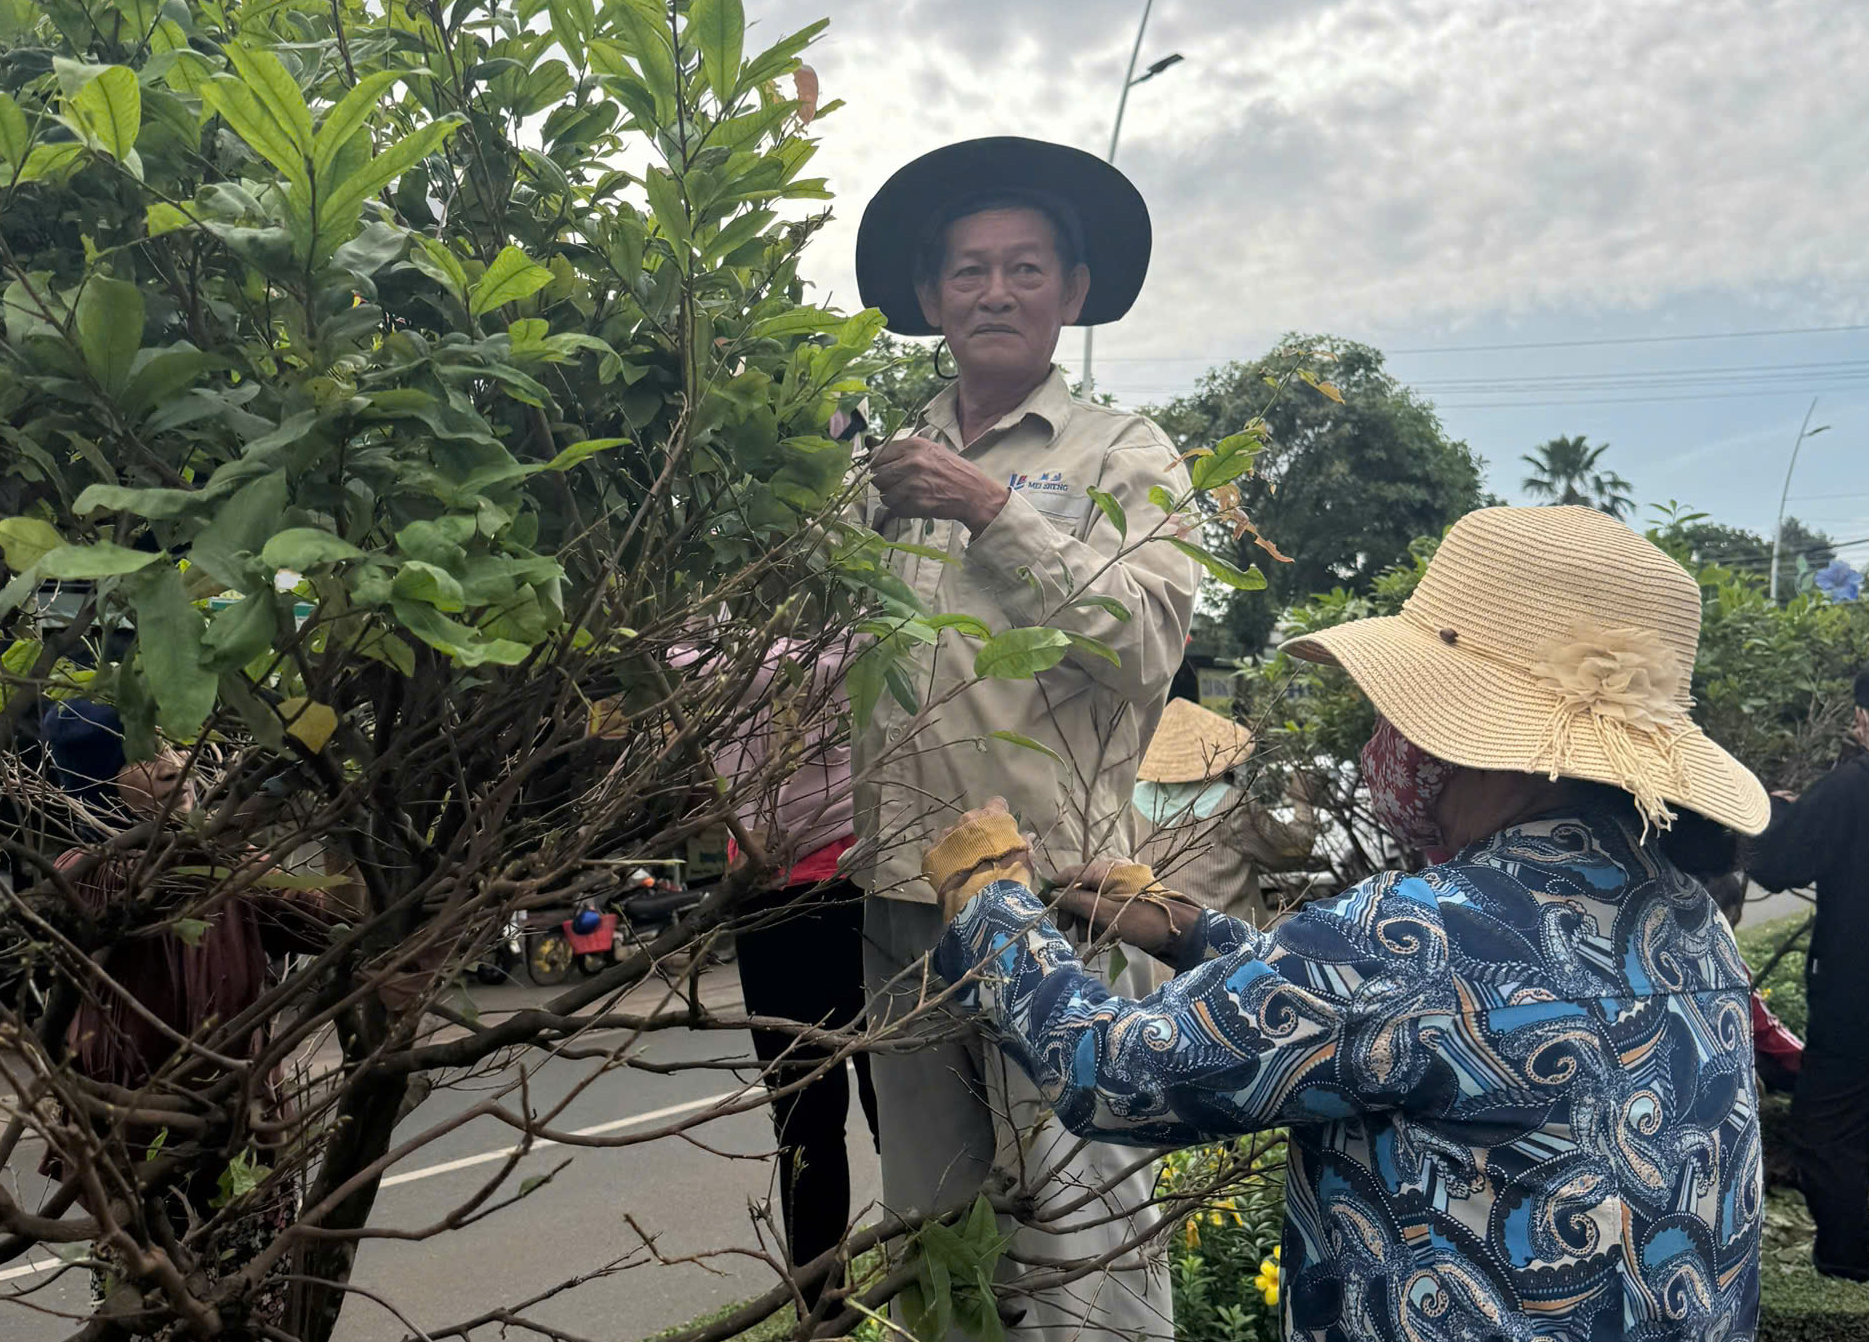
top-left (525, 864), bottom-right (708, 985)
top-left (469, 915), bottom-right (526, 985)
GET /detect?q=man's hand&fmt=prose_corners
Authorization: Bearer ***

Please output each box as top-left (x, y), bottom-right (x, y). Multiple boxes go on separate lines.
top-left (1051, 858), bottom-right (1204, 960)
top-left (871, 436), bottom-right (1009, 534)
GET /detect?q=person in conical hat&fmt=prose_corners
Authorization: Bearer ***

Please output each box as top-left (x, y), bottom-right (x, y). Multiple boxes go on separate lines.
top-left (1132, 697), bottom-right (1322, 925)
top-left (849, 137), bottom-right (1196, 1342)
top-left (924, 505), bottom-right (1768, 1342)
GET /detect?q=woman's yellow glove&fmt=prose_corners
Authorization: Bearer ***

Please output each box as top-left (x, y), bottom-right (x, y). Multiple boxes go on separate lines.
top-left (923, 797), bottom-right (1036, 921)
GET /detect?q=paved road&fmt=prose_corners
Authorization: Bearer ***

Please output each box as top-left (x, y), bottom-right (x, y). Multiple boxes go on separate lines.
top-left (2, 966), bottom-right (883, 1342)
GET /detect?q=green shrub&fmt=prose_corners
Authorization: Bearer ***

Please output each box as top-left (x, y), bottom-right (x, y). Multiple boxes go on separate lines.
top-left (1164, 1134), bottom-right (1288, 1342)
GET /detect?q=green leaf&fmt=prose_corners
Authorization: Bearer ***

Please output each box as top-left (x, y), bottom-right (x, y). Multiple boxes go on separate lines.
top-left (881, 540), bottom-right (957, 566)
top-left (1069, 594), bottom-right (1132, 622)
top-left (747, 306), bottom-right (841, 339)
top-left (392, 598), bottom-right (531, 666)
top-left (544, 437), bottom-right (626, 471)
top-left (702, 207), bottom-right (774, 265)
top-left (261, 529), bottom-right (366, 572)
top-left (170, 917), bottom-right (210, 946)
top-left (190, 473), bottom-right (290, 592)
top-left (38, 542), bottom-right (160, 579)
top-left (212, 1149), bottom-right (270, 1209)
top-left (1148, 485), bottom-right (1176, 515)
top-left (1085, 486), bottom-right (1126, 540)
top-left (411, 236), bottom-right (469, 302)
top-left (225, 43), bottom-right (312, 161)
top-left (202, 593), bottom-right (279, 673)
top-left (0, 517), bottom-right (63, 571)
top-left (75, 276), bottom-right (144, 395)
top-left (0, 89), bottom-right (31, 167)
top-left (973, 627), bottom-right (1071, 680)
top-left (741, 17), bottom-right (827, 88)
top-left (132, 564), bottom-right (217, 739)
top-left (393, 561), bottom-right (465, 612)
top-left (610, 0), bottom-right (678, 108)
top-left (989, 730), bottom-right (1063, 765)
top-left (689, 0), bottom-right (745, 105)
top-left (926, 612), bottom-right (991, 640)
top-left (1065, 632), bottom-right (1121, 667)
top-left (642, 167), bottom-right (689, 248)
top-left (845, 641), bottom-right (892, 730)
top-left (69, 65), bottom-right (139, 159)
top-left (316, 117), bottom-right (463, 253)
top-left (1167, 539), bottom-right (1267, 591)
top-left (200, 77), bottom-right (307, 190)
top-left (469, 244), bottom-right (554, 317)
top-left (145, 201), bottom-right (192, 238)
top-left (17, 142), bottom-right (83, 183)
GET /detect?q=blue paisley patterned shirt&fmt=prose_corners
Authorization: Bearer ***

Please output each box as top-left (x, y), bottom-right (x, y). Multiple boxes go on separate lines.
top-left (934, 808), bottom-right (1762, 1341)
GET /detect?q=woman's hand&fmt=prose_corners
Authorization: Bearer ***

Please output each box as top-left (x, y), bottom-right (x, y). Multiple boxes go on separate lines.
top-left (923, 798), bottom-right (1037, 921)
top-left (1050, 859), bottom-right (1204, 959)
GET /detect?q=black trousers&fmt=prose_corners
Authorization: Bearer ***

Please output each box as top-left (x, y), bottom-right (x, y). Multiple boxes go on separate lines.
top-left (735, 879), bottom-right (879, 1310)
top-left (1792, 1045), bottom-right (1869, 1280)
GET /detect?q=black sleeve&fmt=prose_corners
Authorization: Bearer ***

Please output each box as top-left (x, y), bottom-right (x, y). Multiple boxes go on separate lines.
top-left (1745, 762), bottom-right (1865, 892)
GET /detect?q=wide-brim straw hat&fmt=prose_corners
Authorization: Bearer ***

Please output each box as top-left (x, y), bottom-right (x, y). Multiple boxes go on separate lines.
top-left (856, 137), bottom-right (1151, 337)
top-left (1138, 698), bottom-right (1254, 785)
top-left (1281, 505), bottom-right (1770, 836)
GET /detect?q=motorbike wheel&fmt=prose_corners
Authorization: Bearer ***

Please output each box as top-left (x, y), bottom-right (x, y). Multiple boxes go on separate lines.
top-left (473, 961), bottom-right (505, 985)
top-left (527, 932), bottom-right (572, 986)
top-left (576, 952), bottom-right (610, 977)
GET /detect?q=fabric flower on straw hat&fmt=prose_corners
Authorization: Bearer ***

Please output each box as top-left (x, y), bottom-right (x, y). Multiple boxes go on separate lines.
top-left (1279, 505), bottom-right (1769, 836)
top-left (1137, 698), bottom-right (1254, 785)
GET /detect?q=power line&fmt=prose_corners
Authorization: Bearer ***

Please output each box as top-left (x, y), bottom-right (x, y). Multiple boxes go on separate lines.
top-left (1391, 324), bottom-right (1869, 356)
top-left (1088, 323), bottom-right (1869, 363)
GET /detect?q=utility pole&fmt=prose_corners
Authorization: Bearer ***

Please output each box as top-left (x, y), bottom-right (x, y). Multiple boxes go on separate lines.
top-left (1081, 1), bottom-right (1181, 399)
top-left (1771, 398), bottom-right (1830, 601)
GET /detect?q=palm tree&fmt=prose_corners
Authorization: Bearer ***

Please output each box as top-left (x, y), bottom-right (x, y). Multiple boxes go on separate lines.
top-left (1521, 435), bottom-right (1636, 519)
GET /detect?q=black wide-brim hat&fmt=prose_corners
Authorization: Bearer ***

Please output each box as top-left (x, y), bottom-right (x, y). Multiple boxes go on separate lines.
top-left (855, 137), bottom-right (1152, 338)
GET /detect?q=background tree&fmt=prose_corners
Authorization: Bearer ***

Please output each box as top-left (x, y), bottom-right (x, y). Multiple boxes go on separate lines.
top-left (1150, 336), bottom-right (1486, 654)
top-left (1660, 512), bottom-right (1836, 600)
top-left (1520, 434), bottom-right (1636, 517)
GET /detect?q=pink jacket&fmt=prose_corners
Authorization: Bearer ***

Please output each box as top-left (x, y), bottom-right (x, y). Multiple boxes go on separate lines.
top-left (671, 636), bottom-right (856, 870)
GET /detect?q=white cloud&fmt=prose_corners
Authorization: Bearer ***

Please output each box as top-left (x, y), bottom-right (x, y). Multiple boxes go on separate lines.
top-left (759, 0), bottom-right (1869, 358)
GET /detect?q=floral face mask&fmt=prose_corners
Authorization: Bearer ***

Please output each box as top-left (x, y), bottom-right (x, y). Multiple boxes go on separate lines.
top-left (1361, 716), bottom-right (1457, 855)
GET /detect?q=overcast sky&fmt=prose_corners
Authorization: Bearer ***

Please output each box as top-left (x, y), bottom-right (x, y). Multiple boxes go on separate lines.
top-left (751, 0), bottom-right (1869, 567)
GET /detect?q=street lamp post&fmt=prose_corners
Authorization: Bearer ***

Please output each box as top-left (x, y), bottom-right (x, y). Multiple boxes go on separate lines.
top-left (1081, 1), bottom-right (1181, 399)
top-left (1770, 396), bottom-right (1831, 602)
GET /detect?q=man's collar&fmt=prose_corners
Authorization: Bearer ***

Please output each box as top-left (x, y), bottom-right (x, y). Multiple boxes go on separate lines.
top-left (923, 366), bottom-right (1074, 449)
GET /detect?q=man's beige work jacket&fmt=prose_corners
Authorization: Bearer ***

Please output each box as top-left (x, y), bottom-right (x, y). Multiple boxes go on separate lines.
top-left (850, 368), bottom-right (1201, 904)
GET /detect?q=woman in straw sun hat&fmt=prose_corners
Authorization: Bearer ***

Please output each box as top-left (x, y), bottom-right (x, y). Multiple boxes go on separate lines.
top-left (1132, 697), bottom-right (1323, 926)
top-left (920, 505), bottom-right (1767, 1341)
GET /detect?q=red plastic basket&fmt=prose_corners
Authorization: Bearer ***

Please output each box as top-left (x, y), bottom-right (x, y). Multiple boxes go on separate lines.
top-left (565, 913), bottom-right (618, 955)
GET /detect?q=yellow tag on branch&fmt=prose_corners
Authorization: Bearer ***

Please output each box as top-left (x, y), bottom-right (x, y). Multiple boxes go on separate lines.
top-left (279, 697), bottom-right (338, 752)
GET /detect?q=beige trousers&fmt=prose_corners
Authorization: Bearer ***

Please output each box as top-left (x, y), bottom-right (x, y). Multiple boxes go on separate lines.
top-left (862, 897), bottom-right (1175, 1342)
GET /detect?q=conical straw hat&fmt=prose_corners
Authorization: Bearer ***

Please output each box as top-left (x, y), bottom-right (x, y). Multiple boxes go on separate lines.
top-left (1138, 698), bottom-right (1254, 784)
top-left (1280, 505), bottom-right (1769, 835)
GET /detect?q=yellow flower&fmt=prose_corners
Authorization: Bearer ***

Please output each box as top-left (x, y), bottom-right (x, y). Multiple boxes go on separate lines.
top-left (1254, 1247), bottom-right (1282, 1308)
top-left (1761, 986), bottom-right (1773, 1000)
top-left (1183, 1218), bottom-right (1200, 1249)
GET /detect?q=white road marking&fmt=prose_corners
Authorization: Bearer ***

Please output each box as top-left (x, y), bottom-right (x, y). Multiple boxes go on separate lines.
top-left (0, 1088), bottom-right (748, 1284)
top-left (378, 1088), bottom-right (746, 1187)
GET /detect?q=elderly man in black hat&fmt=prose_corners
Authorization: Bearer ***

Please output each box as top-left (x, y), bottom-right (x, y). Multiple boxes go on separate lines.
top-left (848, 138), bottom-right (1198, 1341)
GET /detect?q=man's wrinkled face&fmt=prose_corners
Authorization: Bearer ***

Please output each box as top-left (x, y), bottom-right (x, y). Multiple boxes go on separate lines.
top-left (116, 749), bottom-right (196, 821)
top-left (915, 208), bottom-right (1089, 382)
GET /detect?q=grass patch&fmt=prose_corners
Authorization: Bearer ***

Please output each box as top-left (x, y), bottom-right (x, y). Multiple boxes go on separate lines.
top-left (1761, 1189), bottom-right (1869, 1340)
